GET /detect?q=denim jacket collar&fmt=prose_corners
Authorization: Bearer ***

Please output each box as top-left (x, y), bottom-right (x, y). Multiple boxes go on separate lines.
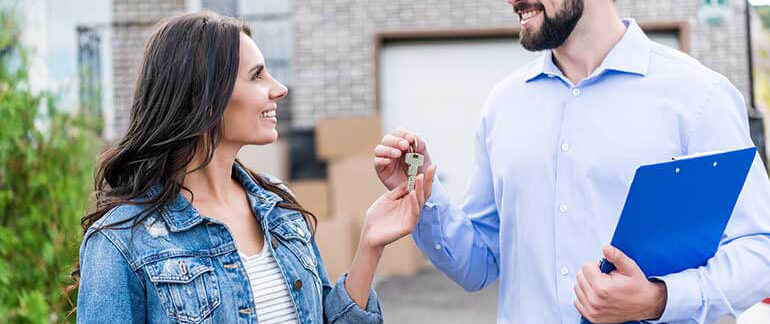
top-left (145, 162), bottom-right (283, 232)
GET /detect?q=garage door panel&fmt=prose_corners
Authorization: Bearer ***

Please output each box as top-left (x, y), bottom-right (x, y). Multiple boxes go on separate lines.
top-left (380, 33), bottom-right (680, 203)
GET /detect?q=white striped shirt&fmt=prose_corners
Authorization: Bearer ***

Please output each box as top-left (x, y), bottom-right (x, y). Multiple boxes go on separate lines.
top-left (238, 239), bottom-right (299, 324)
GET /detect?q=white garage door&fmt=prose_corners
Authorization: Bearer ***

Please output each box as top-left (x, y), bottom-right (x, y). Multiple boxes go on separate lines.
top-left (380, 32), bottom-right (681, 204)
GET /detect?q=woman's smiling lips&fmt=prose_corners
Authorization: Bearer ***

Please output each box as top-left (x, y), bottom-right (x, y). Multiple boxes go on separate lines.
top-left (260, 105), bottom-right (278, 123)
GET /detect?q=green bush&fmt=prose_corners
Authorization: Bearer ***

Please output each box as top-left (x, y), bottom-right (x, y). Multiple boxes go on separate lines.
top-left (0, 8), bottom-right (100, 324)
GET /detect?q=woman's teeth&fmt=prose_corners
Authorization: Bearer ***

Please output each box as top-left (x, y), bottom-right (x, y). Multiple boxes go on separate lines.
top-left (261, 110), bottom-right (276, 118)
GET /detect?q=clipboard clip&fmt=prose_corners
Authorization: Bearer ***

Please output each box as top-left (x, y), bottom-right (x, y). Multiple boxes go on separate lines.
top-left (672, 150), bottom-right (724, 161)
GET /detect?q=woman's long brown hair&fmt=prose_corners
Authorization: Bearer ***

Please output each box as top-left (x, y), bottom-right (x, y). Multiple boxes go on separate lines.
top-left (70, 11), bottom-right (316, 284)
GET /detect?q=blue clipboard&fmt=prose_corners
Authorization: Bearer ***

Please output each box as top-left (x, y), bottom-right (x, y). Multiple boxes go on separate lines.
top-left (581, 146), bottom-right (756, 324)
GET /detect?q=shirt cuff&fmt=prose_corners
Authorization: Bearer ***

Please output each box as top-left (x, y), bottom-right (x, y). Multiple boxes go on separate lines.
top-left (323, 273), bottom-right (383, 324)
top-left (649, 270), bottom-right (703, 323)
top-left (413, 176), bottom-right (453, 265)
top-left (424, 174), bottom-right (447, 210)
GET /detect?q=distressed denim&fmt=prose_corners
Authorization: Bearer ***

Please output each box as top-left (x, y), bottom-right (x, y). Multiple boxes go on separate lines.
top-left (77, 163), bottom-right (383, 324)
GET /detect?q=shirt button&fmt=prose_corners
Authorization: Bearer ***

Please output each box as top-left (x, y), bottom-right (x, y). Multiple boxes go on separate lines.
top-left (561, 143), bottom-right (570, 152)
top-left (293, 279), bottom-right (303, 290)
top-left (434, 243), bottom-right (442, 250)
top-left (559, 204), bottom-right (568, 213)
top-left (271, 237), bottom-right (279, 249)
top-left (560, 267), bottom-right (569, 276)
top-left (572, 88), bottom-right (581, 96)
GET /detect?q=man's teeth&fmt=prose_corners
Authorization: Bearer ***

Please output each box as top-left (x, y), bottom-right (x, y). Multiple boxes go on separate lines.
top-left (521, 10), bottom-right (541, 20)
top-left (261, 110), bottom-right (277, 118)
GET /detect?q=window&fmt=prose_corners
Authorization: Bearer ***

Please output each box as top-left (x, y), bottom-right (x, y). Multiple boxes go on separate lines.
top-left (77, 26), bottom-right (102, 128)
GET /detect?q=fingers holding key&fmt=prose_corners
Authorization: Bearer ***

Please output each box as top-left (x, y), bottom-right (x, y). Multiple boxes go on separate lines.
top-left (391, 129), bottom-right (426, 152)
top-left (375, 144), bottom-right (402, 159)
top-left (381, 134), bottom-right (411, 151)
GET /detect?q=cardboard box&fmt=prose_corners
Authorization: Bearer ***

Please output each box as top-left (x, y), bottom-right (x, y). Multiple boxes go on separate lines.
top-left (325, 155), bottom-right (428, 278)
top-left (328, 155), bottom-right (427, 278)
top-left (346, 212), bottom-right (427, 278)
top-left (314, 216), bottom-right (355, 282)
top-left (377, 236), bottom-right (427, 277)
top-left (327, 155), bottom-right (386, 221)
top-left (315, 116), bottom-right (383, 160)
top-left (321, 212), bottom-right (426, 280)
top-left (288, 180), bottom-right (330, 219)
top-left (238, 140), bottom-right (289, 180)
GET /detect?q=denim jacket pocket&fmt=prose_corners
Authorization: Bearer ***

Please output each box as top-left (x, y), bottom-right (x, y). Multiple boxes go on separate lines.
top-left (271, 217), bottom-right (317, 271)
top-left (271, 216), bottom-right (325, 311)
top-left (145, 256), bottom-right (221, 323)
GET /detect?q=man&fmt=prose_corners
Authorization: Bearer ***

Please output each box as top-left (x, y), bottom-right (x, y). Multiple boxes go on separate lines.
top-left (373, 0), bottom-right (770, 323)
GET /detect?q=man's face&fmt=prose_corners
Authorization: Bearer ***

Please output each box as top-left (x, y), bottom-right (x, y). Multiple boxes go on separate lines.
top-left (508, 0), bottom-right (584, 51)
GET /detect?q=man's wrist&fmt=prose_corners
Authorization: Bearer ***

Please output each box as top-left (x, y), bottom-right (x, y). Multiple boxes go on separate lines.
top-left (644, 280), bottom-right (668, 320)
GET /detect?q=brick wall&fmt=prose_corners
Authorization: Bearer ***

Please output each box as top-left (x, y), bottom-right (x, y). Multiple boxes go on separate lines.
top-left (111, 0), bottom-right (185, 137)
top-left (291, 0), bottom-right (752, 128)
top-left (111, 0), bottom-right (752, 133)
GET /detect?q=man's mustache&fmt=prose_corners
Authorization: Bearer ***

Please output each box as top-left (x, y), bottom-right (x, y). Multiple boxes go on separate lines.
top-left (513, 1), bottom-right (546, 14)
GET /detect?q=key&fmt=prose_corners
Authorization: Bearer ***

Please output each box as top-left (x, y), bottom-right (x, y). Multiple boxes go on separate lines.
top-left (405, 151), bottom-right (424, 192)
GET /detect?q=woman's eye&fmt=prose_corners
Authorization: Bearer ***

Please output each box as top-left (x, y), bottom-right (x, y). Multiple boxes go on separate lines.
top-left (251, 72), bottom-right (261, 80)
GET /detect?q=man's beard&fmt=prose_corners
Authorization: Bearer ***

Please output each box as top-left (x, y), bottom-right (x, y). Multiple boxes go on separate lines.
top-left (516, 0), bottom-right (584, 51)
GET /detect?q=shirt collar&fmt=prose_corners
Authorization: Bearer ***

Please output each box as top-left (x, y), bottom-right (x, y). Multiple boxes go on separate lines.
top-left (148, 162), bottom-right (283, 232)
top-left (525, 18), bottom-right (651, 82)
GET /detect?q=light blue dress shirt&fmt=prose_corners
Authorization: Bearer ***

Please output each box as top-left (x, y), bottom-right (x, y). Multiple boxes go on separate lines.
top-left (413, 19), bottom-right (770, 324)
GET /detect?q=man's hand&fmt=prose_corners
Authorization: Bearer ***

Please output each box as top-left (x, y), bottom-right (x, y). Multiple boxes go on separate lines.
top-left (574, 245), bottom-right (668, 323)
top-left (374, 129), bottom-right (434, 190)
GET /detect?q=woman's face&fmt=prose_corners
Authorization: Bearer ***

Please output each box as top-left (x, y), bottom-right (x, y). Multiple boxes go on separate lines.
top-left (221, 33), bottom-right (288, 146)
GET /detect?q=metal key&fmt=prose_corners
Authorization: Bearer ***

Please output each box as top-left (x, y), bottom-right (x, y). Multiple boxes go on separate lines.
top-left (405, 150), bottom-right (424, 192)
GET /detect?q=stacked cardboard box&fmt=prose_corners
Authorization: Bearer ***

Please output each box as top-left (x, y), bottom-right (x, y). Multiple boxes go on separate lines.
top-left (238, 140), bottom-right (290, 180)
top-left (304, 115), bottom-right (427, 281)
top-left (287, 180), bottom-right (329, 218)
top-left (315, 116), bottom-right (383, 160)
top-left (287, 180), bottom-right (351, 281)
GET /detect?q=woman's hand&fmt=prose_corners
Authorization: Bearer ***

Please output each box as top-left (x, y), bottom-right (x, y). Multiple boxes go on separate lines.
top-left (345, 164), bottom-right (436, 309)
top-left (361, 164), bottom-right (437, 249)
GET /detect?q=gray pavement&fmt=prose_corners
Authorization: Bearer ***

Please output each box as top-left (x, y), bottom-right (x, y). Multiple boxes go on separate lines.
top-left (377, 268), bottom-right (498, 323)
top-left (376, 268), bottom-right (748, 324)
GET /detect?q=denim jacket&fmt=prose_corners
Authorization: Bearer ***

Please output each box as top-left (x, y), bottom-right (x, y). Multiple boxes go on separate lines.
top-left (76, 163), bottom-right (383, 324)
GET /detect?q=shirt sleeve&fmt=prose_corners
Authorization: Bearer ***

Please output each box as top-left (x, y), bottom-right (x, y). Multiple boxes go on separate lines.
top-left (411, 112), bottom-right (502, 292)
top-left (77, 230), bottom-right (147, 324)
top-left (651, 77), bottom-right (770, 323)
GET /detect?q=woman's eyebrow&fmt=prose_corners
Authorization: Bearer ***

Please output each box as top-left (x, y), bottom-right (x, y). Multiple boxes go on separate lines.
top-left (249, 64), bottom-right (264, 74)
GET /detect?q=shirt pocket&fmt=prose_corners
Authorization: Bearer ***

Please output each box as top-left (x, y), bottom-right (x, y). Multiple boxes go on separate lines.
top-left (144, 256), bottom-right (221, 323)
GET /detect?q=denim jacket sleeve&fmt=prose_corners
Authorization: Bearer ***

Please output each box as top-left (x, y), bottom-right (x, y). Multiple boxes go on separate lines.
top-left (77, 230), bottom-right (146, 323)
top-left (310, 237), bottom-right (383, 324)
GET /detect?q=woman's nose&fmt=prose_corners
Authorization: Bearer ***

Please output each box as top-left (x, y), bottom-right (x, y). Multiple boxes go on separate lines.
top-left (269, 81), bottom-right (289, 101)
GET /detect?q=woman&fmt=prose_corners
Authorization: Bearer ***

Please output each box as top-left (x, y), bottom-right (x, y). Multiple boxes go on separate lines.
top-left (74, 11), bottom-right (436, 324)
